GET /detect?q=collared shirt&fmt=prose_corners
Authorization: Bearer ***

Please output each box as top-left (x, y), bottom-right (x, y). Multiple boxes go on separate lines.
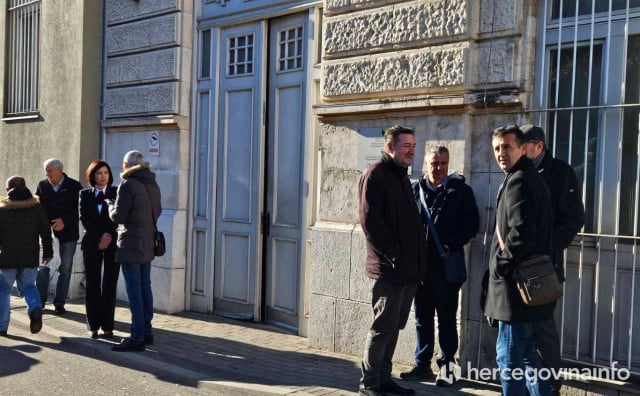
top-left (49, 175), bottom-right (65, 193)
top-left (95, 187), bottom-right (106, 214)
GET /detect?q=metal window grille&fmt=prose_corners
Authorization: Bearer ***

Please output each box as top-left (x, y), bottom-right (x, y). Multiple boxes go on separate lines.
top-left (5, 0), bottom-right (40, 116)
top-left (278, 26), bottom-right (303, 72)
top-left (227, 34), bottom-right (254, 76)
top-left (532, 0), bottom-right (640, 375)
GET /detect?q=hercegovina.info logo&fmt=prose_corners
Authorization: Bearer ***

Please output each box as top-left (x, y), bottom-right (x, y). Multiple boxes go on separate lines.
top-left (446, 361), bottom-right (631, 384)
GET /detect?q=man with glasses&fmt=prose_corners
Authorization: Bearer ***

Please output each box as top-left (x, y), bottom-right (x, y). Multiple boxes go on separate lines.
top-left (521, 124), bottom-right (584, 396)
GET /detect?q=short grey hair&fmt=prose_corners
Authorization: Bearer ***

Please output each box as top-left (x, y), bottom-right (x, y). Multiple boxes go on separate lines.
top-left (43, 158), bottom-right (64, 170)
top-left (123, 150), bottom-right (145, 167)
top-left (426, 146), bottom-right (449, 156)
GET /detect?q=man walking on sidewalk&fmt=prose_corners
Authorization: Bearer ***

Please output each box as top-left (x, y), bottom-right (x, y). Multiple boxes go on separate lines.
top-left (358, 125), bottom-right (427, 396)
top-left (36, 158), bottom-right (82, 315)
top-left (0, 176), bottom-right (53, 336)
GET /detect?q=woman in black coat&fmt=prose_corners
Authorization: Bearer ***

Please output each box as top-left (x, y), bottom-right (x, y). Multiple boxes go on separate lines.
top-left (80, 160), bottom-right (119, 338)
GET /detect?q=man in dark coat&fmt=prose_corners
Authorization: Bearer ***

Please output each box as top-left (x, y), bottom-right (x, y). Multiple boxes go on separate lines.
top-left (358, 125), bottom-right (427, 396)
top-left (35, 158), bottom-right (82, 314)
top-left (109, 150), bottom-right (162, 352)
top-left (0, 176), bottom-right (53, 335)
top-left (521, 124), bottom-right (584, 395)
top-left (485, 125), bottom-right (554, 395)
top-left (401, 146), bottom-right (479, 386)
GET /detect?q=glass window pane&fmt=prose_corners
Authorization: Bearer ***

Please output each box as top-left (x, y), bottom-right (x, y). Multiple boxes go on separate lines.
top-left (238, 36), bottom-right (245, 46)
top-left (238, 48), bottom-right (245, 63)
top-left (547, 44), bottom-right (602, 232)
top-left (200, 30), bottom-right (211, 79)
top-left (553, 0), bottom-right (640, 19)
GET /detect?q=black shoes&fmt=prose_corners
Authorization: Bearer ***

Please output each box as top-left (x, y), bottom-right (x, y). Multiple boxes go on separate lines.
top-left (399, 365), bottom-right (435, 381)
top-left (144, 335), bottom-right (154, 345)
top-left (380, 380), bottom-right (415, 395)
top-left (112, 338), bottom-right (145, 352)
top-left (53, 306), bottom-right (66, 316)
top-left (29, 308), bottom-right (43, 334)
top-left (358, 384), bottom-right (386, 396)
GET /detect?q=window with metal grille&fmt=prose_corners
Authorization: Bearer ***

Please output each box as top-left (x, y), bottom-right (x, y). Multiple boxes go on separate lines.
top-left (227, 34), bottom-right (253, 76)
top-left (4, 0), bottom-right (40, 117)
top-left (278, 26), bottom-right (303, 72)
top-left (533, 1), bottom-right (640, 375)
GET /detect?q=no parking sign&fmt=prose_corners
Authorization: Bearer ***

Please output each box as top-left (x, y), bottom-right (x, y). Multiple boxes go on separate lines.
top-left (148, 131), bottom-right (160, 156)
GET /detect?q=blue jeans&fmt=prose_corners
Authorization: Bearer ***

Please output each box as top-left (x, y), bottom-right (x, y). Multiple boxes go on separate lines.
top-left (414, 272), bottom-right (461, 367)
top-left (0, 267), bottom-right (41, 332)
top-left (37, 239), bottom-right (77, 307)
top-left (496, 321), bottom-right (552, 396)
top-left (121, 262), bottom-right (153, 342)
top-left (361, 278), bottom-right (417, 388)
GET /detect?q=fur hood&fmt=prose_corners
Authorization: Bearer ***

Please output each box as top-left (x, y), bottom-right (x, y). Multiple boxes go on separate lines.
top-left (0, 195), bottom-right (40, 210)
top-left (121, 163), bottom-right (151, 179)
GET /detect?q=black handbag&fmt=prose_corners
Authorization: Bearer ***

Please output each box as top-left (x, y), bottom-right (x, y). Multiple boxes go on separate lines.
top-left (144, 186), bottom-right (165, 257)
top-left (418, 184), bottom-right (467, 284)
top-left (154, 231), bottom-right (166, 257)
top-left (514, 255), bottom-right (562, 306)
top-left (495, 225), bottom-right (562, 306)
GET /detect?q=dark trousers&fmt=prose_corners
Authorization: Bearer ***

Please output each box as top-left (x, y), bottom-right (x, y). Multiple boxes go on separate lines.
top-left (361, 278), bottom-right (417, 388)
top-left (84, 248), bottom-right (120, 332)
top-left (534, 316), bottom-right (562, 391)
top-left (414, 273), bottom-right (461, 367)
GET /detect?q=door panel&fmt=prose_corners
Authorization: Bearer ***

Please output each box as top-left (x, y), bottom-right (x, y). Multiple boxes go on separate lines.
top-left (265, 13), bottom-right (308, 329)
top-left (214, 22), bottom-right (264, 319)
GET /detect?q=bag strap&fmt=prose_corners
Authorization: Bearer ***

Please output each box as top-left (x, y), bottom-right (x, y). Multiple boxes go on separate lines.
top-left (418, 182), bottom-right (446, 259)
top-left (142, 184), bottom-right (158, 234)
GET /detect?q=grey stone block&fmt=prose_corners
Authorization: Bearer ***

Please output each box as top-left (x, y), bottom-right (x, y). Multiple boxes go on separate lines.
top-left (310, 224), bottom-right (353, 299)
top-left (335, 298), bottom-right (370, 356)
top-left (318, 169), bottom-right (360, 223)
top-left (325, 0), bottom-right (407, 14)
top-left (107, 0), bottom-right (178, 25)
top-left (480, 0), bottom-right (518, 33)
top-left (107, 48), bottom-right (179, 86)
top-left (105, 82), bottom-right (178, 117)
top-left (107, 14), bottom-right (179, 55)
top-left (350, 227), bottom-right (370, 303)
top-left (477, 41), bottom-right (517, 84)
top-left (308, 293), bottom-right (336, 351)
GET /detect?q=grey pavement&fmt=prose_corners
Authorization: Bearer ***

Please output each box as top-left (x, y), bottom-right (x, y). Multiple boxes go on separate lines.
top-left (8, 294), bottom-right (501, 395)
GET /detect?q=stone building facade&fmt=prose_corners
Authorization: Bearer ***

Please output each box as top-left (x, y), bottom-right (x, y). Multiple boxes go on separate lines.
top-left (102, 0), bottom-right (193, 312)
top-left (0, 0), bottom-right (104, 299)
top-left (309, 0), bottom-right (534, 368)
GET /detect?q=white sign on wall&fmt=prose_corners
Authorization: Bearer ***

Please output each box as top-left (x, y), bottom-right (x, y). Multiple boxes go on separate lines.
top-left (148, 132), bottom-right (160, 156)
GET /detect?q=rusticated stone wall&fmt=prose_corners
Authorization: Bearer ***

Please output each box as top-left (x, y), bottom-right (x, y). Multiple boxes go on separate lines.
top-left (324, 0), bottom-right (467, 56)
top-left (322, 0), bottom-right (471, 100)
top-left (312, 0), bottom-right (536, 371)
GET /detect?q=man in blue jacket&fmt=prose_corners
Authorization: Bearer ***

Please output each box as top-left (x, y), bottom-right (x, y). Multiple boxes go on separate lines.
top-left (35, 159), bottom-right (82, 315)
top-left (401, 146), bottom-right (479, 386)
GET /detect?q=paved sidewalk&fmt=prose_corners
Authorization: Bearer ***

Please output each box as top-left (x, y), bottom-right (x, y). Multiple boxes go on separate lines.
top-left (9, 295), bottom-right (501, 395)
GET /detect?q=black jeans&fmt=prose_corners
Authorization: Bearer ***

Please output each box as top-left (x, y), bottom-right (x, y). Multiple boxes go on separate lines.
top-left (413, 271), bottom-right (461, 367)
top-left (534, 315), bottom-right (562, 391)
top-left (361, 278), bottom-right (417, 388)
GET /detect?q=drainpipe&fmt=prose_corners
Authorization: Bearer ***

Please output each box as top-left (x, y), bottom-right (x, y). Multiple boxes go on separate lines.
top-left (99, 0), bottom-right (107, 157)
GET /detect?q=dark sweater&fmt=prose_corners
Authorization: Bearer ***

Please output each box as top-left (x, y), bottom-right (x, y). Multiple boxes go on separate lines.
top-left (35, 173), bottom-right (82, 242)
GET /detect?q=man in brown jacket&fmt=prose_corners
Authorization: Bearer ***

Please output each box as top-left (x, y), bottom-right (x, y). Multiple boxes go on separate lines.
top-left (358, 125), bottom-right (427, 396)
top-left (109, 151), bottom-right (162, 352)
top-left (0, 176), bottom-right (53, 336)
